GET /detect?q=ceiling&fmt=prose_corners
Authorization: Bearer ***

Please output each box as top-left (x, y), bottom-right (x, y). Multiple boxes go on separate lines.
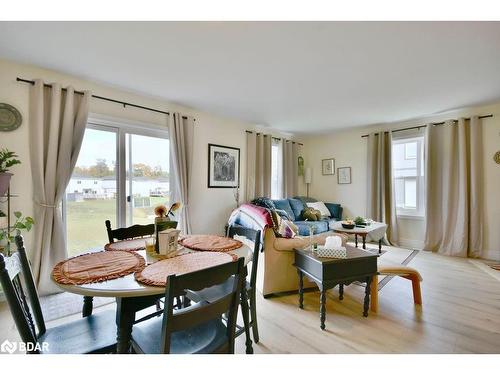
top-left (1, 21), bottom-right (500, 134)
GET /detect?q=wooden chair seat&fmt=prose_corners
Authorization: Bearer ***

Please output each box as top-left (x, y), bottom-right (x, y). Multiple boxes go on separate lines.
top-left (132, 313), bottom-right (228, 354)
top-left (38, 310), bottom-right (117, 354)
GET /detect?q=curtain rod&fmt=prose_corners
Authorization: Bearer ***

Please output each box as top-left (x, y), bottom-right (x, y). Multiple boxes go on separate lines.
top-left (16, 77), bottom-right (192, 121)
top-left (245, 130), bottom-right (303, 146)
top-left (360, 114), bottom-right (493, 138)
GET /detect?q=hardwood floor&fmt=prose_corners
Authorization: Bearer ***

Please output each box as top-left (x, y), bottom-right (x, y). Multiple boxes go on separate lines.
top-left (1, 247), bottom-right (499, 354)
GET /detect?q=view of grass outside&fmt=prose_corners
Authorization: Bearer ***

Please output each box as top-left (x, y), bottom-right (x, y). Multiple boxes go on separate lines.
top-left (66, 196), bottom-right (169, 256)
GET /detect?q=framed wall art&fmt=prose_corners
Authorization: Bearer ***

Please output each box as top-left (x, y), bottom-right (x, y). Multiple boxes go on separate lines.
top-left (207, 143), bottom-right (240, 188)
top-left (321, 158), bottom-right (335, 175)
top-left (337, 167), bottom-right (352, 184)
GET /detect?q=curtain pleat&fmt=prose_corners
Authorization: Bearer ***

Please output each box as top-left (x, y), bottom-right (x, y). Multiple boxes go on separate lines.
top-left (29, 80), bottom-right (90, 295)
top-left (282, 141), bottom-right (299, 198)
top-left (245, 133), bottom-right (271, 201)
top-left (169, 113), bottom-right (194, 235)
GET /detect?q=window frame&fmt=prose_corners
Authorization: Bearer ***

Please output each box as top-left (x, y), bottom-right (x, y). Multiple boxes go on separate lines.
top-left (392, 135), bottom-right (425, 219)
top-left (63, 114), bottom-right (170, 247)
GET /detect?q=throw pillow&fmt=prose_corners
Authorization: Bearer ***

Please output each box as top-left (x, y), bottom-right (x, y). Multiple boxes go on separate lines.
top-left (302, 207), bottom-right (322, 221)
top-left (269, 210), bottom-right (297, 238)
top-left (306, 201), bottom-right (331, 217)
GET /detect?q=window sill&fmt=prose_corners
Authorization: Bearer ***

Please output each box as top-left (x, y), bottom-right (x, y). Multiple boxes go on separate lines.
top-left (396, 214), bottom-right (424, 221)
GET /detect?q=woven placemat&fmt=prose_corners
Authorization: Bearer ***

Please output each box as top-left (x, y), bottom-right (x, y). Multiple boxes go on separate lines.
top-left (135, 251), bottom-right (237, 287)
top-left (179, 234), bottom-right (242, 252)
top-left (104, 238), bottom-right (149, 251)
top-left (52, 250), bottom-right (145, 285)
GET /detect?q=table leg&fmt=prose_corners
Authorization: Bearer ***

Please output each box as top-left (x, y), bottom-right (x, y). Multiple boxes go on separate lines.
top-left (82, 296), bottom-right (93, 317)
top-left (240, 285), bottom-right (254, 354)
top-left (362, 235), bottom-right (366, 250)
top-left (355, 234), bottom-right (358, 248)
top-left (115, 297), bottom-right (136, 354)
top-left (339, 284), bottom-right (344, 301)
top-left (363, 276), bottom-right (372, 317)
top-left (320, 286), bottom-right (326, 330)
top-left (378, 239), bottom-right (382, 254)
top-left (298, 269), bottom-right (304, 309)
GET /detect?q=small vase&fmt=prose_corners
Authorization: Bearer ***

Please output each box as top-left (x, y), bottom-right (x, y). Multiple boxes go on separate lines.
top-left (154, 216), bottom-right (178, 252)
top-left (0, 172), bottom-right (13, 197)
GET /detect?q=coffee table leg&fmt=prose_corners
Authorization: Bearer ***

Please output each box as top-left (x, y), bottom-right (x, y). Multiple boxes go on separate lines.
top-left (320, 286), bottom-right (326, 330)
top-left (362, 235), bottom-right (366, 250)
top-left (339, 284), bottom-right (344, 300)
top-left (355, 234), bottom-right (358, 248)
top-left (378, 239), bottom-right (382, 254)
top-left (298, 270), bottom-right (304, 309)
top-left (363, 276), bottom-right (372, 317)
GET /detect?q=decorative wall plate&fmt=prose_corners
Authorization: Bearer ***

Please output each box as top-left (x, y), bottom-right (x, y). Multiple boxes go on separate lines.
top-left (494, 151), bottom-right (500, 164)
top-left (0, 103), bottom-right (22, 132)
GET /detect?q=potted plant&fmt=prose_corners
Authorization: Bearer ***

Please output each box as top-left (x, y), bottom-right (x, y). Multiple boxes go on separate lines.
top-left (0, 211), bottom-right (34, 256)
top-left (0, 148), bottom-right (21, 197)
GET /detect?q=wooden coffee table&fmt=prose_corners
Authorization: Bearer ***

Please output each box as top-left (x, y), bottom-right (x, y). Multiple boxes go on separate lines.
top-left (332, 221), bottom-right (387, 254)
top-left (293, 245), bottom-right (377, 330)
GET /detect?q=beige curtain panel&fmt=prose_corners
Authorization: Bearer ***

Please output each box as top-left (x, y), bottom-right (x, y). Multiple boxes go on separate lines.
top-left (424, 117), bottom-right (483, 257)
top-left (29, 79), bottom-right (90, 295)
top-left (366, 131), bottom-right (399, 245)
top-left (169, 113), bottom-right (195, 235)
top-left (245, 132), bottom-right (272, 201)
top-left (282, 140), bottom-right (299, 198)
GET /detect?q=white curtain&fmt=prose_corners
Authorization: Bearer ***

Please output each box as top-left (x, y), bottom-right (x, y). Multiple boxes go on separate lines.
top-left (366, 131), bottom-right (399, 245)
top-left (169, 113), bottom-right (194, 235)
top-left (245, 132), bottom-right (272, 201)
top-left (423, 117), bottom-right (483, 257)
top-left (29, 79), bottom-right (90, 294)
top-left (281, 140), bottom-right (299, 198)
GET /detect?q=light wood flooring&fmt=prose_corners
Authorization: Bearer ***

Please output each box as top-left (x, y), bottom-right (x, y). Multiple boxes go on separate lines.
top-left (1, 246), bottom-right (499, 354)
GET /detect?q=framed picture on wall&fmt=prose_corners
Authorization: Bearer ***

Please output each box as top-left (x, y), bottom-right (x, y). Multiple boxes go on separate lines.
top-left (337, 167), bottom-right (352, 184)
top-left (207, 143), bottom-right (240, 188)
top-left (321, 158), bottom-right (335, 175)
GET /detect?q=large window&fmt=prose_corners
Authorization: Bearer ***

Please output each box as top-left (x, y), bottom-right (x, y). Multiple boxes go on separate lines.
top-left (64, 120), bottom-right (169, 256)
top-left (392, 136), bottom-right (425, 217)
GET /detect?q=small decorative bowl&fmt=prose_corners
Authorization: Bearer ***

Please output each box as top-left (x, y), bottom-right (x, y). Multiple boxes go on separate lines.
top-left (341, 223), bottom-right (355, 229)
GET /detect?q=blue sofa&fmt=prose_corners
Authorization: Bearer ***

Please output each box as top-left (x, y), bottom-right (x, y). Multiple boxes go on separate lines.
top-left (270, 196), bottom-right (343, 236)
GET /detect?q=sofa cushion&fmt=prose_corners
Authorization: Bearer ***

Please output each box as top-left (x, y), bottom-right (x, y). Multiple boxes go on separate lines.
top-left (288, 198), bottom-right (305, 221)
top-left (251, 197), bottom-right (276, 211)
top-left (293, 196), bottom-right (318, 203)
top-left (272, 199), bottom-right (295, 221)
top-left (294, 220), bottom-right (329, 236)
top-left (324, 203), bottom-right (343, 220)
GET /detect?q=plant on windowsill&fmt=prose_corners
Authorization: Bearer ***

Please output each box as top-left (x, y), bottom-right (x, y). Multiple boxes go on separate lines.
top-left (0, 148), bottom-right (22, 197)
top-left (0, 211), bottom-right (34, 256)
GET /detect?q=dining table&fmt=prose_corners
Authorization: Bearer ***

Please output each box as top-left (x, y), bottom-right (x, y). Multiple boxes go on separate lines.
top-left (52, 238), bottom-right (254, 354)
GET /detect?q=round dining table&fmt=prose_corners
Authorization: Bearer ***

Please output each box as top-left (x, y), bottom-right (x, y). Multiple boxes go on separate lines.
top-left (53, 242), bottom-right (254, 354)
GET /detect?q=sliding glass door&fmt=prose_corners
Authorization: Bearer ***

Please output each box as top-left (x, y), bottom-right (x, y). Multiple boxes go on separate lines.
top-left (65, 121), bottom-right (169, 256)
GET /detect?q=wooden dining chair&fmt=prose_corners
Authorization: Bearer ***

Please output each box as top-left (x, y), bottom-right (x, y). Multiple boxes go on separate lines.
top-left (130, 257), bottom-right (244, 354)
top-left (105, 219), bottom-right (155, 243)
top-left (0, 235), bottom-right (117, 354)
top-left (188, 226), bottom-right (262, 343)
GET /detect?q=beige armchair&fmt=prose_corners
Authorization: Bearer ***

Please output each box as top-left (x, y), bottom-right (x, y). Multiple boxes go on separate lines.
top-left (256, 228), bottom-right (347, 297)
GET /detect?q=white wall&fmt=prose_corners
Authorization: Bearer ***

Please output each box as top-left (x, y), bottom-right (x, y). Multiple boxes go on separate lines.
top-left (0, 58), bottom-right (294, 252)
top-left (302, 102), bottom-right (500, 261)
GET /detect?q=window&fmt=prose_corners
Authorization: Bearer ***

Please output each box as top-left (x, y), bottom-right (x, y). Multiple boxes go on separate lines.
top-left (64, 121), bottom-right (169, 256)
top-left (271, 139), bottom-right (282, 199)
top-left (392, 136), bottom-right (425, 217)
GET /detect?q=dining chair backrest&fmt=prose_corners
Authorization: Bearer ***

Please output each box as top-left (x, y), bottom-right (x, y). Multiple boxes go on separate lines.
top-left (0, 235), bottom-right (46, 351)
top-left (105, 219), bottom-right (155, 243)
top-left (227, 225), bottom-right (261, 289)
top-left (160, 257), bottom-right (245, 354)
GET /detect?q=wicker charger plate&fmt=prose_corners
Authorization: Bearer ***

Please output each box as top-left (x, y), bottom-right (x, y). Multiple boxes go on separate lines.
top-left (135, 251), bottom-right (237, 287)
top-left (179, 234), bottom-right (242, 252)
top-left (104, 238), bottom-right (149, 251)
top-left (52, 250), bottom-right (145, 285)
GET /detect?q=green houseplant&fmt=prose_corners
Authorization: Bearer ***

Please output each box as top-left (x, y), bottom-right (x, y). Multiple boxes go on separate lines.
top-left (0, 148), bottom-right (21, 197)
top-left (0, 211), bottom-right (34, 256)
